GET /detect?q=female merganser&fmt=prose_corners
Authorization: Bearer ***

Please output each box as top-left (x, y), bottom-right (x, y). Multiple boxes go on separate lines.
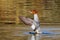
top-left (30, 10), bottom-right (41, 34)
top-left (19, 10), bottom-right (41, 34)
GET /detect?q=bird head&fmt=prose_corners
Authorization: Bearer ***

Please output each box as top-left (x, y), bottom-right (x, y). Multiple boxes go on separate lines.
top-left (29, 10), bottom-right (38, 14)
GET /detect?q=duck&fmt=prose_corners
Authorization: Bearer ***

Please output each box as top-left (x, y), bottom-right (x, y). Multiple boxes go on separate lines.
top-left (19, 10), bottom-right (41, 34)
top-left (30, 10), bottom-right (41, 34)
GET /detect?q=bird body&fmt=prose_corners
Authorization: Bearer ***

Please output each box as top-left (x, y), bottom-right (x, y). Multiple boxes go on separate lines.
top-left (31, 13), bottom-right (40, 33)
top-left (19, 10), bottom-right (41, 34)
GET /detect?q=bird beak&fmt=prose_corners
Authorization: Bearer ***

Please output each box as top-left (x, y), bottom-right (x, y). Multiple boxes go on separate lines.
top-left (28, 10), bottom-right (37, 14)
top-left (28, 11), bottom-right (32, 14)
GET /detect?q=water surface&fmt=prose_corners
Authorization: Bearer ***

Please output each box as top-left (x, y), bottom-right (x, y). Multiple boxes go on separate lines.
top-left (0, 24), bottom-right (60, 40)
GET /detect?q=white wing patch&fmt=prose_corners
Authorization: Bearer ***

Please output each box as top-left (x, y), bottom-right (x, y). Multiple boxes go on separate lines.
top-left (31, 24), bottom-right (36, 30)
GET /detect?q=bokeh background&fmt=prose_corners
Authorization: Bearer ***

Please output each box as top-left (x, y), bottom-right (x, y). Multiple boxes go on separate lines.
top-left (0, 0), bottom-right (60, 24)
top-left (0, 0), bottom-right (60, 40)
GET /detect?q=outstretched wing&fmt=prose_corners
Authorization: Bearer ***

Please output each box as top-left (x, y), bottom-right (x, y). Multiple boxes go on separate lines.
top-left (19, 16), bottom-right (33, 26)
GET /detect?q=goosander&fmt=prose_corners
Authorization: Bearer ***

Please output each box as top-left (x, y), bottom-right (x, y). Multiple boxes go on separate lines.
top-left (30, 10), bottom-right (41, 34)
top-left (19, 10), bottom-right (41, 34)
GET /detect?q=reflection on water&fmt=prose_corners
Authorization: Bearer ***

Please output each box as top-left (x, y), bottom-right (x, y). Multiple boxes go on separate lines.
top-left (29, 34), bottom-right (41, 40)
top-left (0, 24), bottom-right (60, 40)
top-left (28, 33), bottom-right (60, 40)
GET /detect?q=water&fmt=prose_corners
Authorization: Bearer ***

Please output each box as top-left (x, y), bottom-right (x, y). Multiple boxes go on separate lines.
top-left (0, 24), bottom-right (60, 40)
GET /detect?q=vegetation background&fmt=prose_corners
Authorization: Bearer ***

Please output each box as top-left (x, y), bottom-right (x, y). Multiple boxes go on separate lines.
top-left (0, 0), bottom-right (60, 24)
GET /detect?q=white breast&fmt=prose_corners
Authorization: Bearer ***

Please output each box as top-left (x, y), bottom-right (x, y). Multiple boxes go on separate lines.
top-left (34, 14), bottom-right (39, 22)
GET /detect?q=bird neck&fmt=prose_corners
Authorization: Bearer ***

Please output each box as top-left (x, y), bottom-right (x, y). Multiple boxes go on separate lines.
top-left (34, 14), bottom-right (39, 22)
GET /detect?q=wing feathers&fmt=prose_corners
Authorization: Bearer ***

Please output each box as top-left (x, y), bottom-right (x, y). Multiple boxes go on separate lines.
top-left (19, 16), bottom-right (33, 26)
